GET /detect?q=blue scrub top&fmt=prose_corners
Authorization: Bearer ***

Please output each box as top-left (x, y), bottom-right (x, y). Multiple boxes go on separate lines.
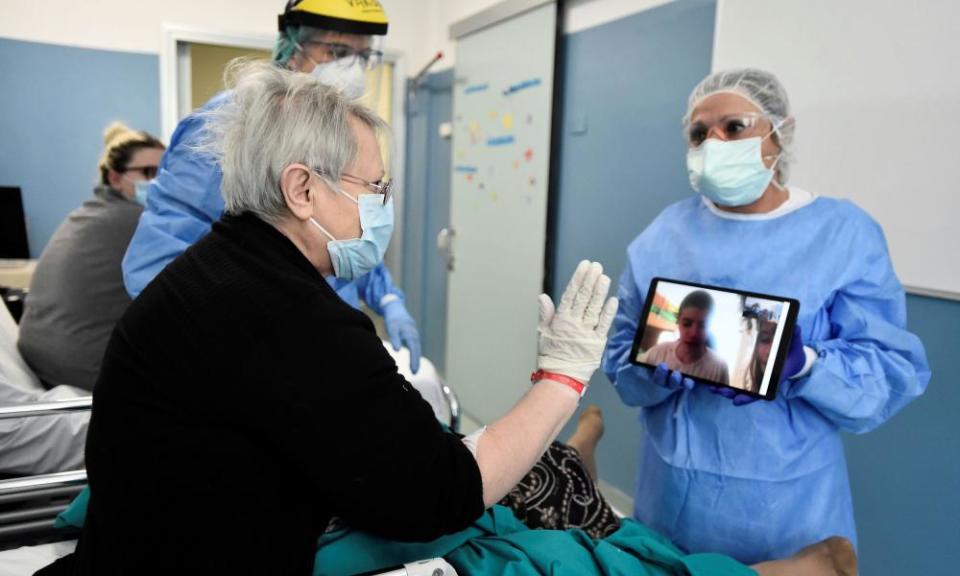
top-left (602, 191), bottom-right (930, 564)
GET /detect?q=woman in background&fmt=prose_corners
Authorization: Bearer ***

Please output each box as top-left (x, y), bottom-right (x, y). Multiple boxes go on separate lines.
top-left (18, 122), bottom-right (164, 391)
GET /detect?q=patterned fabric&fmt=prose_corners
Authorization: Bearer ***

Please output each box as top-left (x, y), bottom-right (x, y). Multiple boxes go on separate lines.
top-left (498, 441), bottom-right (620, 539)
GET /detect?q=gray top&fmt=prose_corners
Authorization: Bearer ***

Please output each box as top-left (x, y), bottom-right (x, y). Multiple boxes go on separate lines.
top-left (18, 186), bottom-right (142, 391)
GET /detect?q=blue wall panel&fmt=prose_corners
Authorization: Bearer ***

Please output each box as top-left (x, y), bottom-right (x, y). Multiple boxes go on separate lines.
top-left (402, 70), bottom-right (453, 372)
top-left (553, 0), bottom-right (717, 494)
top-left (843, 294), bottom-right (960, 575)
top-left (0, 38), bottom-right (160, 257)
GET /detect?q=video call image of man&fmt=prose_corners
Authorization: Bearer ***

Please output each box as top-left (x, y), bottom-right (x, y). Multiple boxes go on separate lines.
top-left (640, 290), bottom-right (729, 384)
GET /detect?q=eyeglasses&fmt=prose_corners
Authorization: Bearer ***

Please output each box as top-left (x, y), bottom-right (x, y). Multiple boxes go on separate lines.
top-left (124, 165), bottom-right (158, 179)
top-left (297, 41), bottom-right (383, 71)
top-left (313, 169), bottom-right (393, 206)
top-left (686, 113), bottom-right (768, 147)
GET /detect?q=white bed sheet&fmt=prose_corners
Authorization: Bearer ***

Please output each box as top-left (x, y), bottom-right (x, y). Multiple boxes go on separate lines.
top-left (0, 539), bottom-right (75, 575)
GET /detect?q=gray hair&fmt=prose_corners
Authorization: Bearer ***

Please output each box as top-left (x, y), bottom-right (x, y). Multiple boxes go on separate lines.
top-left (683, 68), bottom-right (795, 184)
top-left (197, 59), bottom-right (389, 224)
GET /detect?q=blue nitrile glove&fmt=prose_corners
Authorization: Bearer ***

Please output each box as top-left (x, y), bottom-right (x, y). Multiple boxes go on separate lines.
top-left (711, 326), bottom-right (806, 406)
top-left (709, 385), bottom-right (759, 406)
top-left (650, 362), bottom-right (696, 391)
top-left (383, 301), bottom-right (421, 374)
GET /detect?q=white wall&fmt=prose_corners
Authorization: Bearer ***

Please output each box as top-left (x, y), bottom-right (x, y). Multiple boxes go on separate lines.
top-left (0, 0), bottom-right (466, 70)
top-left (1, 0), bottom-right (675, 74)
top-left (0, 0), bottom-right (277, 54)
top-left (714, 0), bottom-right (960, 297)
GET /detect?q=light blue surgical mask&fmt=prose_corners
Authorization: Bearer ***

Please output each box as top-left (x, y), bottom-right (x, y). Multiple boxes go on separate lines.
top-left (687, 131), bottom-right (782, 207)
top-left (309, 191), bottom-right (394, 281)
top-left (133, 179), bottom-right (152, 206)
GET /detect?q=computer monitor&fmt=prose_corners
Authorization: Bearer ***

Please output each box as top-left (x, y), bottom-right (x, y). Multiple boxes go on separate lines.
top-left (0, 187), bottom-right (30, 259)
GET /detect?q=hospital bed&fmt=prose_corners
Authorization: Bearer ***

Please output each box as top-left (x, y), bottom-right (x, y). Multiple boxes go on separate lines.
top-left (0, 346), bottom-right (462, 575)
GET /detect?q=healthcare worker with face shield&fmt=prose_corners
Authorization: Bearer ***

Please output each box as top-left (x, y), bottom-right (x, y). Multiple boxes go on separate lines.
top-left (121, 0), bottom-right (423, 372)
top-left (602, 68), bottom-right (931, 564)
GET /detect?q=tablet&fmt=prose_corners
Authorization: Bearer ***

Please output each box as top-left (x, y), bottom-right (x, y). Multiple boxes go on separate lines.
top-left (629, 278), bottom-right (800, 401)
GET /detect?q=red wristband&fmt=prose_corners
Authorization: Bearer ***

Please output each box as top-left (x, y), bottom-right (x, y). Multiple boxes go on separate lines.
top-left (530, 370), bottom-right (586, 397)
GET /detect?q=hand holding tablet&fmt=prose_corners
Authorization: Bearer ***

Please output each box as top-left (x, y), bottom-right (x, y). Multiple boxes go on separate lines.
top-left (630, 278), bottom-right (800, 401)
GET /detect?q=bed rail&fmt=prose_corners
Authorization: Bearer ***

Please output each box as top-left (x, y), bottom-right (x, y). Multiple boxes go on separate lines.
top-left (0, 399), bottom-right (91, 547)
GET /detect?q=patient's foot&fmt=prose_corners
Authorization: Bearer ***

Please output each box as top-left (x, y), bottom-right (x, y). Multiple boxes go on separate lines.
top-left (566, 405), bottom-right (604, 481)
top-left (752, 536), bottom-right (857, 576)
top-left (796, 536), bottom-right (858, 576)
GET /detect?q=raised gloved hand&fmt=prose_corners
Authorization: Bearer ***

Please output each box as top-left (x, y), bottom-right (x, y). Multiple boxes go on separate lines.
top-left (537, 260), bottom-right (619, 385)
top-left (383, 301), bottom-right (421, 374)
top-left (711, 325), bottom-right (806, 406)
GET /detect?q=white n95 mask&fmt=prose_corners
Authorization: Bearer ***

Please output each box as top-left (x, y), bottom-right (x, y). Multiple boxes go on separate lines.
top-left (311, 59), bottom-right (367, 100)
top-left (310, 193), bottom-right (394, 281)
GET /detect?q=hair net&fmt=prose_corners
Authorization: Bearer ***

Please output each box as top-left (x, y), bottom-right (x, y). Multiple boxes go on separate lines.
top-left (274, 26), bottom-right (340, 66)
top-left (685, 68), bottom-right (795, 184)
top-left (273, 25), bottom-right (304, 66)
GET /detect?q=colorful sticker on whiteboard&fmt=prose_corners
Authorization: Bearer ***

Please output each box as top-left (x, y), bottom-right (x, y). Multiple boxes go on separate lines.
top-left (487, 135), bottom-right (515, 146)
top-left (503, 78), bottom-right (542, 96)
top-left (502, 114), bottom-right (514, 129)
top-left (524, 148), bottom-right (534, 162)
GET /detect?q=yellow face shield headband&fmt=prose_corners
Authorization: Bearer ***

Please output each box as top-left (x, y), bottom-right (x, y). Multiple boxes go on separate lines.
top-left (278, 0), bottom-right (389, 36)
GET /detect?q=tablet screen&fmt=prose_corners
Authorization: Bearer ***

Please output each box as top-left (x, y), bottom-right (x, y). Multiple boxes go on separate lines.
top-left (630, 278), bottom-right (799, 400)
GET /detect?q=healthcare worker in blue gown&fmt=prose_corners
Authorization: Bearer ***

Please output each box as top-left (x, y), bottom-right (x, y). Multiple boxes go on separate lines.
top-left (602, 68), bottom-right (931, 564)
top-left (121, 0), bottom-right (421, 372)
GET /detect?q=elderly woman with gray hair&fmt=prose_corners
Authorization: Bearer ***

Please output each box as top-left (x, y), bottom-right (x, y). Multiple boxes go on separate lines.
top-left (52, 60), bottom-right (615, 575)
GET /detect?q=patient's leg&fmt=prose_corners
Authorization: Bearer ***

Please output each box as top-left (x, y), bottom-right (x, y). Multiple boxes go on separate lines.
top-left (751, 536), bottom-right (858, 576)
top-left (497, 405), bottom-right (619, 539)
top-left (565, 405), bottom-right (604, 481)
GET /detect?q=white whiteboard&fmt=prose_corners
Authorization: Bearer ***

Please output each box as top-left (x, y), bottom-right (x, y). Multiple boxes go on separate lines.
top-left (714, 0), bottom-right (960, 300)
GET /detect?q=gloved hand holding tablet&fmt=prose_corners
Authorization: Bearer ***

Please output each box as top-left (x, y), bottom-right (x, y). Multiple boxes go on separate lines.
top-left (629, 278), bottom-right (800, 401)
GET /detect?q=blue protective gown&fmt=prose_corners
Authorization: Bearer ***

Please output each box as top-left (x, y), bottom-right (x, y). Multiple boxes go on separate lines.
top-left (602, 191), bottom-right (930, 564)
top-left (121, 91), bottom-right (404, 313)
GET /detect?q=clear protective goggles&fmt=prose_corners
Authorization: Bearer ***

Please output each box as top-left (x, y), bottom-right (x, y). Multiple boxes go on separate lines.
top-left (295, 36), bottom-right (384, 72)
top-left (685, 112), bottom-right (772, 147)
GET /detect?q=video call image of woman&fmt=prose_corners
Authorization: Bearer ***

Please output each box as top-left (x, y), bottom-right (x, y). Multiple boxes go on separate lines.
top-left (636, 284), bottom-right (786, 391)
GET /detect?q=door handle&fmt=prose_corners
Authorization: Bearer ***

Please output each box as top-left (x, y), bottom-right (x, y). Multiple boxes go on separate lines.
top-left (437, 228), bottom-right (455, 272)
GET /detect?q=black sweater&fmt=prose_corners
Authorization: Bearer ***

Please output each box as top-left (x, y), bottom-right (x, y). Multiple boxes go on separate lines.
top-left (72, 213), bottom-right (484, 575)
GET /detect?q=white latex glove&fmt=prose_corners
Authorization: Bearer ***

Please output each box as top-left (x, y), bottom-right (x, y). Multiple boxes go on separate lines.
top-left (537, 260), bottom-right (619, 384)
